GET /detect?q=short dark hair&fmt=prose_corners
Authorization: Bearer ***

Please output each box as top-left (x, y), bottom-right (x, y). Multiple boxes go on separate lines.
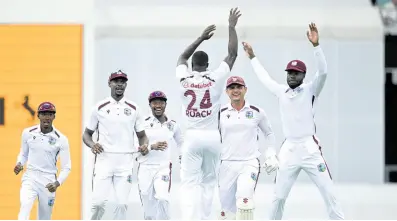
top-left (192, 51), bottom-right (209, 67)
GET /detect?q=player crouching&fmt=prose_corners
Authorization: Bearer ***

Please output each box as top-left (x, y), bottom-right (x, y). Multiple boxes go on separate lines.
top-left (218, 76), bottom-right (278, 220)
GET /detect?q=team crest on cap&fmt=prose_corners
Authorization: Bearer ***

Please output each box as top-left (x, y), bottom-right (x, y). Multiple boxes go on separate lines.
top-left (246, 111), bottom-right (253, 119)
top-left (291, 61), bottom-right (297, 66)
top-left (48, 137), bottom-right (56, 145)
top-left (232, 77), bottom-right (237, 81)
top-left (124, 108), bottom-right (131, 116)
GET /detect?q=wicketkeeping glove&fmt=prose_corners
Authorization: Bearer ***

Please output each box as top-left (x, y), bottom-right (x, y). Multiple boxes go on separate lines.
top-left (263, 148), bottom-right (279, 174)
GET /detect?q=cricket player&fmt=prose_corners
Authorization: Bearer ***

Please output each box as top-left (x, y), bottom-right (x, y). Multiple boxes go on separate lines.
top-left (136, 91), bottom-right (184, 220)
top-left (15, 102), bottom-right (71, 220)
top-left (218, 76), bottom-right (278, 220)
top-left (175, 7), bottom-right (241, 220)
top-left (82, 70), bottom-right (149, 220)
top-left (242, 23), bottom-right (344, 219)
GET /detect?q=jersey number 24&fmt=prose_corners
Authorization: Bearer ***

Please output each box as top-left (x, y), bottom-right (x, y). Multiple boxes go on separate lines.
top-left (184, 89), bottom-right (212, 111)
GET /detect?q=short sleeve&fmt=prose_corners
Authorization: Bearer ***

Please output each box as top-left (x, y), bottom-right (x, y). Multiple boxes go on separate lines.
top-left (134, 106), bottom-right (145, 132)
top-left (86, 107), bottom-right (99, 131)
top-left (176, 64), bottom-right (189, 79)
top-left (212, 61), bottom-right (231, 82)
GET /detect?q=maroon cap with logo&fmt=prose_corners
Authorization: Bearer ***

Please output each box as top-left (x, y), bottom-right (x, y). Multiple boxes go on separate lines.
top-left (38, 102), bottom-right (56, 113)
top-left (285, 60), bottom-right (307, 73)
top-left (148, 91), bottom-right (167, 102)
top-left (226, 76), bottom-right (246, 88)
top-left (109, 70), bottom-right (128, 81)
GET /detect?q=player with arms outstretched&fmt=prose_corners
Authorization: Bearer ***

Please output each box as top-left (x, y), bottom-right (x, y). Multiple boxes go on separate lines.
top-left (242, 23), bottom-right (344, 220)
top-left (176, 8), bottom-right (241, 220)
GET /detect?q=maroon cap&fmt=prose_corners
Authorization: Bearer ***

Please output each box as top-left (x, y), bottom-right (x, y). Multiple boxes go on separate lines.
top-left (109, 70), bottom-right (128, 81)
top-left (226, 76), bottom-right (246, 88)
top-left (38, 102), bottom-right (56, 113)
top-left (148, 91), bottom-right (167, 102)
top-left (285, 60), bottom-right (307, 73)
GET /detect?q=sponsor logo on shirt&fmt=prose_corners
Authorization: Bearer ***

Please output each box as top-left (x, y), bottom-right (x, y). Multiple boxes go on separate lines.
top-left (183, 82), bottom-right (213, 89)
top-left (48, 198), bottom-right (55, 206)
top-left (317, 163), bottom-right (326, 172)
top-left (162, 175), bottom-right (170, 182)
top-left (127, 175), bottom-right (133, 183)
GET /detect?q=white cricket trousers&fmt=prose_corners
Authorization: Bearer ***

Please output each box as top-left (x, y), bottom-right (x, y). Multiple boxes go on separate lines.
top-left (91, 153), bottom-right (134, 220)
top-left (269, 135), bottom-right (344, 220)
top-left (18, 170), bottom-right (57, 220)
top-left (180, 129), bottom-right (221, 220)
top-left (218, 159), bottom-right (260, 216)
top-left (137, 163), bottom-right (172, 220)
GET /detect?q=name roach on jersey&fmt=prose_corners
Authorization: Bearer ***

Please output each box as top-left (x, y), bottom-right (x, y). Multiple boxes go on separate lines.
top-left (186, 109), bottom-right (212, 118)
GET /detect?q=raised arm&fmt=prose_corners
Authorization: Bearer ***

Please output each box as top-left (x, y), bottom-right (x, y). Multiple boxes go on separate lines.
top-left (223, 8), bottom-right (241, 70)
top-left (306, 23), bottom-right (327, 97)
top-left (242, 42), bottom-right (286, 96)
top-left (176, 38), bottom-right (205, 67)
top-left (57, 138), bottom-right (71, 185)
top-left (176, 25), bottom-right (216, 78)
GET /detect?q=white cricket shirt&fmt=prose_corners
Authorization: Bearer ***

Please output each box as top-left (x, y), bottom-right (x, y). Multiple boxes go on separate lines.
top-left (16, 125), bottom-right (71, 185)
top-left (176, 61), bottom-right (231, 130)
top-left (136, 115), bottom-right (183, 164)
top-left (219, 102), bottom-right (276, 161)
top-left (250, 46), bottom-right (327, 140)
top-left (87, 96), bottom-right (145, 153)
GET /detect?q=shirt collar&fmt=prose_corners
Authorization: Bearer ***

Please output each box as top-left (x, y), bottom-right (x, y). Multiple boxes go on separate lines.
top-left (285, 86), bottom-right (303, 93)
top-left (149, 115), bottom-right (169, 124)
top-left (108, 96), bottom-right (126, 104)
top-left (227, 101), bottom-right (250, 111)
top-left (36, 124), bottom-right (57, 135)
top-left (191, 70), bottom-right (210, 78)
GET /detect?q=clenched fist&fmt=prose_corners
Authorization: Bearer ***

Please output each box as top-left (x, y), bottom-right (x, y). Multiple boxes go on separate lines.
top-left (151, 141), bottom-right (168, 151)
top-left (91, 143), bottom-right (104, 154)
top-left (139, 144), bottom-right (149, 156)
top-left (46, 181), bottom-right (60, 193)
top-left (14, 163), bottom-right (23, 175)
